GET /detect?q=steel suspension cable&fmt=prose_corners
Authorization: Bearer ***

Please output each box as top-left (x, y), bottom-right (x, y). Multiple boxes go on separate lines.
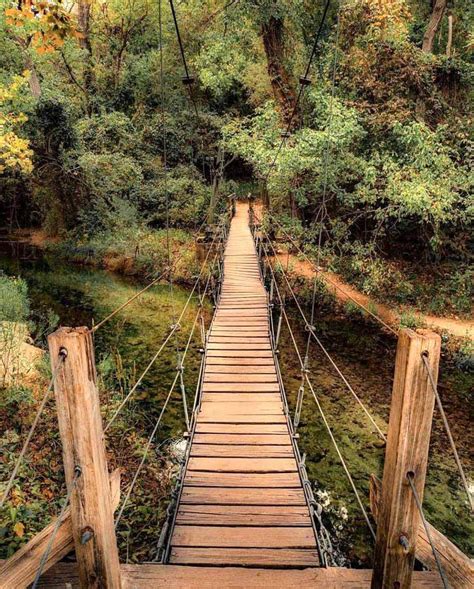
top-left (406, 472), bottom-right (449, 588)
top-left (31, 466), bottom-right (82, 589)
top-left (114, 252), bottom-right (218, 529)
top-left (0, 350), bottom-right (67, 509)
top-left (421, 353), bottom-right (473, 511)
top-left (263, 243), bottom-right (376, 540)
top-left (104, 226), bottom-right (223, 432)
top-left (261, 232), bottom-right (386, 441)
top-left (263, 0), bottom-right (332, 183)
top-left (168, 0), bottom-right (199, 116)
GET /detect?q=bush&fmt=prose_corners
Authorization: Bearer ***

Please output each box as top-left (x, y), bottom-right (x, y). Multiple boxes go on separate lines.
top-left (0, 274), bottom-right (29, 323)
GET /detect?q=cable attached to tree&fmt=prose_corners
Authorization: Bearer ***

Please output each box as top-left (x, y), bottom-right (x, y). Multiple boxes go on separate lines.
top-left (263, 0), bottom-right (332, 183)
top-left (169, 0), bottom-right (199, 116)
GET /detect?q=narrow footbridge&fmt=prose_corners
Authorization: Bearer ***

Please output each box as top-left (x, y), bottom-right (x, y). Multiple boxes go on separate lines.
top-left (167, 203), bottom-right (320, 567)
top-left (1, 202), bottom-right (470, 588)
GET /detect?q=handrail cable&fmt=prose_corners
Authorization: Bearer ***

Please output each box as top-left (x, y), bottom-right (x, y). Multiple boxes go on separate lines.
top-left (104, 225), bottom-right (223, 432)
top-left (0, 350), bottom-right (67, 509)
top-left (406, 472), bottom-right (449, 588)
top-left (169, 0), bottom-right (199, 116)
top-left (262, 240), bottom-right (376, 540)
top-left (263, 0), bottom-right (331, 183)
top-left (91, 217), bottom-right (208, 333)
top-left (31, 466), bottom-right (82, 589)
top-left (114, 251), bottom-right (218, 529)
top-left (257, 210), bottom-right (397, 335)
top-left (421, 353), bottom-right (473, 511)
top-left (260, 230), bottom-right (387, 441)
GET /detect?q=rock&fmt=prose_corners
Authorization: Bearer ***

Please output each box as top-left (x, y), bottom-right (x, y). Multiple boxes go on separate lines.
top-left (0, 321), bottom-right (44, 387)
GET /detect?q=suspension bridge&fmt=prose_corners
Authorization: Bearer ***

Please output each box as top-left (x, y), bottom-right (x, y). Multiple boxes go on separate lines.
top-left (0, 200), bottom-right (472, 588)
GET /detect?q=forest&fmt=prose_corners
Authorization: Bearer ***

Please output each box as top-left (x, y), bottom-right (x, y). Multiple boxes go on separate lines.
top-left (0, 0), bottom-right (472, 315)
top-left (0, 0), bottom-right (473, 583)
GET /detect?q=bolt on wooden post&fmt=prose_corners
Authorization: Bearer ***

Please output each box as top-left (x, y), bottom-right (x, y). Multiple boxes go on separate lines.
top-left (371, 329), bottom-right (441, 589)
top-left (48, 327), bottom-right (121, 589)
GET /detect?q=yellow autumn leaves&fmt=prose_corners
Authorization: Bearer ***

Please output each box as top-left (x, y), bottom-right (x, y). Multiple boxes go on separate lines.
top-left (5, 0), bottom-right (79, 54)
top-left (0, 73), bottom-right (33, 175)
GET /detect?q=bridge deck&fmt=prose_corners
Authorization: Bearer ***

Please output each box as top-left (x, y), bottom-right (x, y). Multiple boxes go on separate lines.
top-left (169, 203), bottom-right (319, 567)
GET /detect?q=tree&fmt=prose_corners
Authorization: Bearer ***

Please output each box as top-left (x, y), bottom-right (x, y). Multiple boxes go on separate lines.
top-left (260, 12), bottom-right (300, 128)
top-left (4, 0), bottom-right (79, 97)
top-left (422, 0), bottom-right (447, 53)
top-left (0, 73), bottom-right (33, 175)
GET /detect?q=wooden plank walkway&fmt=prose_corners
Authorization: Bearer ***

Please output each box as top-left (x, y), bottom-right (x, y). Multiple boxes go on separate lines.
top-left (168, 202), bottom-right (320, 568)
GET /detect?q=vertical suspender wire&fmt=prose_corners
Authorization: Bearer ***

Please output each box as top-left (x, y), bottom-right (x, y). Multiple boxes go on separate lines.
top-left (114, 250), bottom-right (219, 530)
top-left (302, 4), bottom-right (342, 394)
top-left (159, 0), bottom-right (189, 431)
top-left (407, 472), bottom-right (449, 588)
top-left (262, 224), bottom-right (386, 442)
top-left (262, 242), bottom-right (376, 541)
top-left (422, 353), bottom-right (473, 511)
top-left (31, 466), bottom-right (82, 589)
top-left (104, 229), bottom-right (221, 432)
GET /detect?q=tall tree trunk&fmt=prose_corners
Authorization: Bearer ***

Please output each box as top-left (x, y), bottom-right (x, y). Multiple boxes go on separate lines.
top-left (23, 51), bottom-right (41, 98)
top-left (78, 0), bottom-right (94, 103)
top-left (260, 16), bottom-right (300, 129)
top-left (422, 0), bottom-right (447, 53)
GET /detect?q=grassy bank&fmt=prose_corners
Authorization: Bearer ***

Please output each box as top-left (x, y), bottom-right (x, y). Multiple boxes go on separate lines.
top-left (44, 226), bottom-right (202, 286)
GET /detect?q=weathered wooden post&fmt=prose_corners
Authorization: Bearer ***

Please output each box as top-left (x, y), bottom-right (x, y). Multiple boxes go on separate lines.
top-left (48, 327), bottom-right (121, 588)
top-left (371, 328), bottom-right (441, 589)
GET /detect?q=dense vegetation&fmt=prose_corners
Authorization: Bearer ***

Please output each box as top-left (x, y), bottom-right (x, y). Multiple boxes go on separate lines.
top-left (0, 0), bottom-right (472, 318)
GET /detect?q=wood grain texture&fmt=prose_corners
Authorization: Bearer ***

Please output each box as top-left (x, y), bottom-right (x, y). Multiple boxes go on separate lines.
top-left (372, 329), bottom-right (441, 589)
top-left (48, 327), bottom-right (122, 589)
top-left (370, 475), bottom-right (474, 589)
top-left (0, 470), bottom-right (120, 589)
top-left (36, 563), bottom-right (445, 588)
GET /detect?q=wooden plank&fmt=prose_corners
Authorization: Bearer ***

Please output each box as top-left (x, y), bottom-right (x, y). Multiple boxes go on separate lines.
top-left (190, 444), bottom-right (293, 458)
top-left (206, 356), bottom-right (275, 372)
top-left (207, 343), bottom-right (272, 351)
top-left (370, 475), bottom-right (474, 589)
top-left (170, 547), bottom-right (319, 567)
top-left (201, 393), bottom-right (282, 403)
top-left (204, 373), bottom-right (278, 382)
top-left (193, 433), bottom-right (289, 445)
top-left (206, 350), bottom-right (273, 358)
top-left (204, 364), bottom-right (276, 374)
top-left (181, 487), bottom-right (306, 506)
top-left (187, 457), bottom-right (297, 472)
top-left (168, 203), bottom-right (318, 569)
top-left (175, 505), bottom-right (312, 527)
top-left (198, 402), bottom-right (284, 415)
top-left (183, 472), bottom-right (301, 488)
top-left (172, 526), bottom-right (316, 548)
top-left (197, 414), bottom-right (287, 424)
top-left (202, 383), bottom-right (279, 392)
top-left (0, 470), bottom-right (121, 589)
top-left (208, 337), bottom-right (270, 343)
top-left (194, 423), bottom-right (289, 434)
top-left (34, 563), bottom-right (446, 588)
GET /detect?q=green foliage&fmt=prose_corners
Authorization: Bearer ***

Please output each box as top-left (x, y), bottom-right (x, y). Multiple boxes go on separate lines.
top-left (0, 274), bottom-right (29, 322)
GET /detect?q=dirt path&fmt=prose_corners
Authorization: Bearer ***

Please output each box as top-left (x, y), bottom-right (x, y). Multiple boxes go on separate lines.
top-left (275, 252), bottom-right (473, 340)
